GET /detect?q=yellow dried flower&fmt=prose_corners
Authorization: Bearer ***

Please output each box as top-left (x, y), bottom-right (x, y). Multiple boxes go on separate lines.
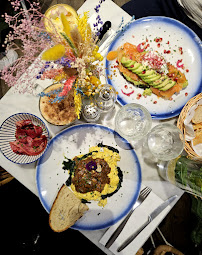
top-left (90, 76), bottom-right (101, 87)
top-left (41, 44), bottom-right (66, 61)
top-left (60, 13), bottom-right (73, 42)
top-left (92, 45), bottom-right (103, 61)
top-left (93, 46), bottom-right (99, 53)
top-left (54, 72), bottom-right (67, 82)
top-left (74, 82), bottom-right (82, 119)
top-left (85, 91), bottom-right (92, 97)
top-left (95, 53), bottom-right (103, 61)
top-left (86, 23), bottom-right (92, 42)
top-left (77, 12), bottom-right (89, 42)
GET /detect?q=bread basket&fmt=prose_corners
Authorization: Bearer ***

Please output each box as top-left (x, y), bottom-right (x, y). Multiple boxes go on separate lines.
top-left (0, 167), bottom-right (14, 186)
top-left (177, 93), bottom-right (202, 162)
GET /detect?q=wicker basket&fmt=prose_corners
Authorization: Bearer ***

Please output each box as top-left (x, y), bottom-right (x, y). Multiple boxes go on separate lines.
top-left (0, 167), bottom-right (14, 186)
top-left (177, 93), bottom-right (202, 162)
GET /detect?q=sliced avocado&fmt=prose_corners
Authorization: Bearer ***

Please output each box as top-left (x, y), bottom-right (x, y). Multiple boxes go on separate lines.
top-left (121, 57), bottom-right (153, 76)
top-left (143, 73), bottom-right (157, 79)
top-left (121, 56), bottom-right (129, 64)
top-left (150, 76), bottom-right (165, 86)
top-left (131, 62), bottom-right (141, 70)
top-left (124, 60), bottom-right (136, 68)
top-left (139, 70), bottom-right (155, 77)
top-left (153, 78), bottom-right (170, 89)
top-left (121, 59), bottom-right (133, 68)
top-left (182, 80), bottom-right (188, 88)
top-left (143, 74), bottom-right (157, 82)
top-left (134, 65), bottom-right (145, 74)
top-left (159, 80), bottom-right (176, 91)
top-left (128, 63), bottom-right (142, 72)
top-left (143, 74), bottom-right (161, 83)
top-left (121, 57), bottom-right (177, 91)
top-left (121, 57), bottom-right (141, 70)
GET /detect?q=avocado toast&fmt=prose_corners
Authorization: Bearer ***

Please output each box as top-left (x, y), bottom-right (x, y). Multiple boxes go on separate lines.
top-left (115, 42), bottom-right (188, 99)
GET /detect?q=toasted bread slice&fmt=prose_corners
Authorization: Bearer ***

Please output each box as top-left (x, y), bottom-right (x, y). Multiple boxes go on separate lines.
top-left (193, 123), bottom-right (202, 131)
top-left (192, 105), bottom-right (202, 124)
top-left (193, 129), bottom-right (202, 146)
top-left (49, 184), bottom-right (89, 232)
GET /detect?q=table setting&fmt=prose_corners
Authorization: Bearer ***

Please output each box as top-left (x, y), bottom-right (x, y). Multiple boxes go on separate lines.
top-left (0, 0), bottom-right (202, 254)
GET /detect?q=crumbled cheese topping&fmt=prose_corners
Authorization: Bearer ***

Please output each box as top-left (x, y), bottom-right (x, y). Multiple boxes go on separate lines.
top-left (142, 50), bottom-right (168, 74)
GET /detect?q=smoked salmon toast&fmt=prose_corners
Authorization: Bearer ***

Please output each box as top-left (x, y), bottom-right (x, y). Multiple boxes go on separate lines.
top-left (108, 42), bottom-right (188, 99)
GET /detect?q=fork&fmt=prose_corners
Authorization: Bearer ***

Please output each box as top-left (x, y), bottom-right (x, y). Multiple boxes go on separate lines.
top-left (105, 186), bottom-right (152, 248)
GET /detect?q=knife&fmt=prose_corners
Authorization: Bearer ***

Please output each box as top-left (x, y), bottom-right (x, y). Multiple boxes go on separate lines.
top-left (117, 195), bottom-right (178, 252)
top-left (97, 21), bottom-right (112, 44)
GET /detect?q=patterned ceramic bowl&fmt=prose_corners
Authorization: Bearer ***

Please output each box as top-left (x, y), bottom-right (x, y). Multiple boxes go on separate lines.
top-left (0, 113), bottom-right (49, 164)
top-left (39, 83), bottom-right (78, 126)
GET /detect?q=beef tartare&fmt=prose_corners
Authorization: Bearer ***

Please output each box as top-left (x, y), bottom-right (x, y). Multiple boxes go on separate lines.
top-left (10, 119), bottom-right (47, 156)
top-left (63, 144), bottom-right (123, 207)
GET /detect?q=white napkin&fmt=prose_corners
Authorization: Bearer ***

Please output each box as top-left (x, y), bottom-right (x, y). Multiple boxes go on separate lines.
top-left (184, 98), bottom-right (202, 156)
top-left (99, 186), bottom-right (174, 255)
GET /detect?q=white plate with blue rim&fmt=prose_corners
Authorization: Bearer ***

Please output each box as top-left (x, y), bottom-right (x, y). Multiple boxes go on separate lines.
top-left (105, 16), bottom-right (202, 119)
top-left (36, 123), bottom-right (141, 230)
top-left (0, 113), bottom-right (49, 164)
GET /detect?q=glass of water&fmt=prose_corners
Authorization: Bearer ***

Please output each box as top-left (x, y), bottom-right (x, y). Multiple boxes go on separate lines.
top-left (115, 103), bottom-right (152, 141)
top-left (145, 123), bottom-right (184, 161)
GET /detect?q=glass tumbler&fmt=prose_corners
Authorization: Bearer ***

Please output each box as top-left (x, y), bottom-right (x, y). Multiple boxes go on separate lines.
top-left (115, 103), bottom-right (152, 141)
top-left (145, 123), bottom-right (185, 161)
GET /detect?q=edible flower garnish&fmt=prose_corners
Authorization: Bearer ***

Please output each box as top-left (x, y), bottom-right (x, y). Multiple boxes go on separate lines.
top-left (86, 161), bottom-right (97, 171)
